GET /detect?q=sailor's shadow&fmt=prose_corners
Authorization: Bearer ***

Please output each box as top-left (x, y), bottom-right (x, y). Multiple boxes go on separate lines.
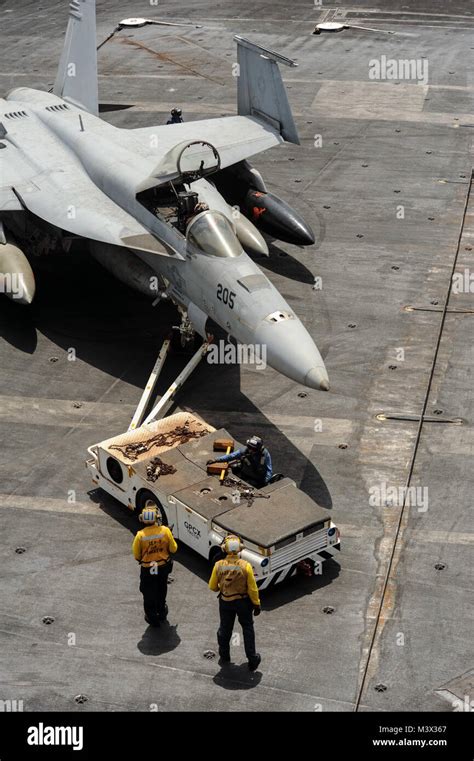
top-left (137, 623), bottom-right (181, 655)
top-left (213, 663), bottom-right (262, 690)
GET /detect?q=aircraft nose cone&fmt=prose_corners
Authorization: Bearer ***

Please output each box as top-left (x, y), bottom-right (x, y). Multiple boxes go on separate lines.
top-left (254, 314), bottom-right (329, 391)
top-left (305, 368), bottom-right (330, 391)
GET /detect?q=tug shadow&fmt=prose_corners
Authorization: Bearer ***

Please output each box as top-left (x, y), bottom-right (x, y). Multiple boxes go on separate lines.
top-left (88, 489), bottom-right (139, 532)
top-left (90, 488), bottom-right (338, 610)
top-left (88, 490), bottom-right (215, 589)
top-left (261, 558), bottom-right (341, 611)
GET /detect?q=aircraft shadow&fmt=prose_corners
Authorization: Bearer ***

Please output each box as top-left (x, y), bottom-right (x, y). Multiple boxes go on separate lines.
top-left (250, 243), bottom-right (316, 285)
top-left (99, 103), bottom-right (134, 113)
top-left (0, 296), bottom-right (38, 354)
top-left (10, 243), bottom-right (334, 605)
top-left (23, 245), bottom-right (332, 506)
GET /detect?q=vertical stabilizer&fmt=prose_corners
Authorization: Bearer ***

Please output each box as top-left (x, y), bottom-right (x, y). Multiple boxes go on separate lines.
top-left (53, 0), bottom-right (98, 115)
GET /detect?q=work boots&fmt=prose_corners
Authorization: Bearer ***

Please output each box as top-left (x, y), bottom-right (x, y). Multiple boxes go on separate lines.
top-left (248, 653), bottom-right (261, 672)
top-left (144, 615), bottom-right (160, 628)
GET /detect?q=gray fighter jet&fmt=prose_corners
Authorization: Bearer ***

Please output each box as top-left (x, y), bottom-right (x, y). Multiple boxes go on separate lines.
top-left (0, 0), bottom-right (329, 391)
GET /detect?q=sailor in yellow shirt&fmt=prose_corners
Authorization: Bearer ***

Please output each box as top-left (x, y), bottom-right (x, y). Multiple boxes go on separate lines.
top-left (209, 535), bottom-right (261, 671)
top-left (132, 506), bottom-right (177, 627)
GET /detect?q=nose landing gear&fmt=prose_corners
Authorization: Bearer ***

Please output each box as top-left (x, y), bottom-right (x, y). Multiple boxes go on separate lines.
top-left (172, 310), bottom-right (197, 349)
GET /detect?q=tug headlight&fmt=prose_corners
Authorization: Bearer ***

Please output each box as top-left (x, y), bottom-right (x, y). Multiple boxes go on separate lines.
top-left (328, 527), bottom-right (336, 537)
top-left (261, 558), bottom-right (269, 567)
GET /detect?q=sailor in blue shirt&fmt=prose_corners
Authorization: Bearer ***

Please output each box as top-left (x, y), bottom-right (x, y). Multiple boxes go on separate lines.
top-left (209, 436), bottom-right (272, 489)
top-left (166, 107), bottom-right (183, 124)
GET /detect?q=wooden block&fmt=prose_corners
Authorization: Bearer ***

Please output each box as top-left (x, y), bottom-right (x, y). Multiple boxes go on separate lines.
top-left (213, 438), bottom-right (234, 451)
top-left (207, 462), bottom-right (229, 475)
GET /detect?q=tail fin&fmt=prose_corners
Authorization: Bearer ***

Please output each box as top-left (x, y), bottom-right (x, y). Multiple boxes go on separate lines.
top-left (234, 36), bottom-right (299, 145)
top-left (53, 0), bottom-right (98, 115)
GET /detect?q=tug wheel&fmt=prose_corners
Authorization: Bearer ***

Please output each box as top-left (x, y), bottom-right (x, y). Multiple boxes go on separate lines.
top-left (209, 545), bottom-right (225, 566)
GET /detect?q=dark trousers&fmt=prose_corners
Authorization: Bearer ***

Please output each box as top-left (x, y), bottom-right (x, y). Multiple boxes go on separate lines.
top-left (140, 563), bottom-right (170, 624)
top-left (231, 464), bottom-right (264, 489)
top-left (217, 597), bottom-right (257, 660)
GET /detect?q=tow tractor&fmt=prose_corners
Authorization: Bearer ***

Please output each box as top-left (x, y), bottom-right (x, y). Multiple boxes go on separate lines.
top-left (85, 338), bottom-right (340, 589)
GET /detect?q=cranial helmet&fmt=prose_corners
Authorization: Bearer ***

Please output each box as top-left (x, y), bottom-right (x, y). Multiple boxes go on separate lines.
top-left (139, 505), bottom-right (161, 525)
top-left (246, 435), bottom-right (263, 452)
top-left (223, 535), bottom-right (243, 554)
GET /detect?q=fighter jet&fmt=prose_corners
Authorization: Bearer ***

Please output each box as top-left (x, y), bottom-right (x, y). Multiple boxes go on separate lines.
top-left (0, 0), bottom-right (329, 391)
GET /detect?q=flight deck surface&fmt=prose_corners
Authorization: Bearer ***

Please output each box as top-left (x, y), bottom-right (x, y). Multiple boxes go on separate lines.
top-left (0, 0), bottom-right (473, 712)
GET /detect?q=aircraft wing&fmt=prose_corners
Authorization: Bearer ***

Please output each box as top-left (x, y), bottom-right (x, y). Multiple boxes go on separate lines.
top-left (0, 142), bottom-right (176, 257)
top-left (14, 174), bottom-right (170, 255)
top-left (124, 116), bottom-right (284, 170)
top-left (122, 35), bottom-right (302, 171)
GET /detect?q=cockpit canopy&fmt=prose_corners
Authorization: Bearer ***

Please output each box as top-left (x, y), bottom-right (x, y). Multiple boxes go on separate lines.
top-left (186, 211), bottom-right (243, 258)
top-left (176, 140), bottom-right (220, 182)
top-left (137, 140), bottom-right (221, 192)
